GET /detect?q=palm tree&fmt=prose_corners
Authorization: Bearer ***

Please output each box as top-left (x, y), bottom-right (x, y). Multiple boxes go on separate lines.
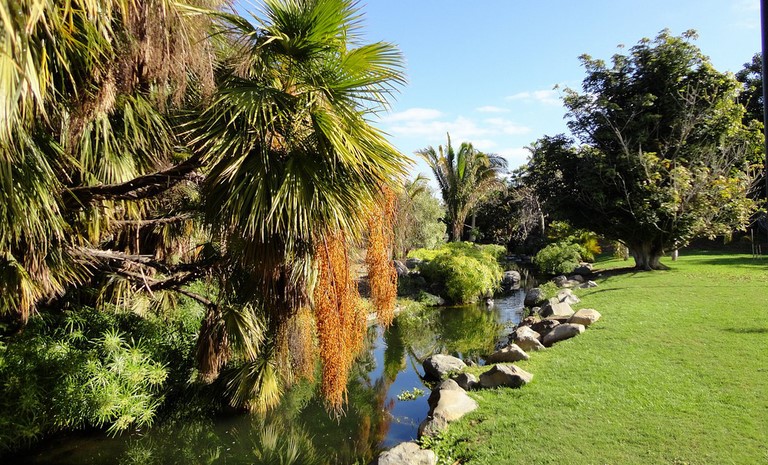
top-left (1, 0), bottom-right (405, 416)
top-left (188, 0), bottom-right (408, 411)
top-left (0, 0), bottom-right (220, 323)
top-left (417, 134), bottom-right (508, 241)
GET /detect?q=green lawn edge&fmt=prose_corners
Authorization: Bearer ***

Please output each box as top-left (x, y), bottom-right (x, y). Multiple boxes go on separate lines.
top-left (427, 252), bottom-right (768, 465)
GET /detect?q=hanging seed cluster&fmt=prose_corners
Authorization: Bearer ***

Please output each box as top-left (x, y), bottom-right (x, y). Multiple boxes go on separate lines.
top-left (366, 187), bottom-right (398, 327)
top-left (288, 305), bottom-right (317, 382)
top-left (313, 230), bottom-right (365, 413)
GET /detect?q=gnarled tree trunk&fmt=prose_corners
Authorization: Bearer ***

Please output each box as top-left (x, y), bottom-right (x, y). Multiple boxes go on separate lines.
top-left (629, 240), bottom-right (669, 270)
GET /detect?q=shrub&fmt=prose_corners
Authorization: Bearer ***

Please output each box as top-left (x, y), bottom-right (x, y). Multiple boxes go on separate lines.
top-left (413, 242), bottom-right (503, 304)
top-left (0, 301), bottom-right (204, 451)
top-left (534, 241), bottom-right (583, 275)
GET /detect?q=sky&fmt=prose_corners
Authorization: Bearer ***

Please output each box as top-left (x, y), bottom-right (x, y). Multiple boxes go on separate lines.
top-left (243, 0), bottom-right (763, 181)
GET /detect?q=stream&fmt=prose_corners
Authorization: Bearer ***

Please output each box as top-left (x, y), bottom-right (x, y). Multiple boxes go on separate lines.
top-left (10, 292), bottom-right (524, 465)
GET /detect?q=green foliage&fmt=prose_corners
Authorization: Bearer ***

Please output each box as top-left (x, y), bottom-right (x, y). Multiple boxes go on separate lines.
top-left (394, 177), bottom-right (447, 258)
top-left (526, 31), bottom-right (761, 270)
top-left (534, 241), bottom-right (583, 275)
top-left (546, 221), bottom-right (602, 262)
top-left (396, 387), bottom-right (425, 401)
top-left (736, 52), bottom-right (763, 125)
top-left (536, 281), bottom-right (561, 301)
top-left (0, 303), bottom-right (204, 451)
top-left (414, 243), bottom-right (504, 304)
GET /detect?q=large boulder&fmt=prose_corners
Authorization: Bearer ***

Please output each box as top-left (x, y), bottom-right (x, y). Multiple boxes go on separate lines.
top-left (479, 364), bottom-right (533, 389)
top-left (422, 354), bottom-right (467, 380)
top-left (542, 323), bottom-right (585, 346)
top-left (539, 301), bottom-right (574, 319)
top-left (376, 441), bottom-right (437, 465)
top-left (512, 326), bottom-right (545, 352)
top-left (485, 343), bottom-right (529, 363)
top-left (567, 274), bottom-right (585, 284)
top-left (556, 288), bottom-right (581, 305)
top-left (524, 287), bottom-right (545, 307)
top-left (569, 308), bottom-right (602, 327)
top-left (419, 379), bottom-right (478, 437)
top-left (501, 270), bottom-right (522, 293)
top-left (553, 275), bottom-right (568, 287)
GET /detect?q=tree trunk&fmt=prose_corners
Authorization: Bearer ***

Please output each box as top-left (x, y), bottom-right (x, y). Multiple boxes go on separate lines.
top-left (629, 241), bottom-right (669, 270)
top-left (451, 216), bottom-right (465, 242)
top-left (468, 212), bottom-right (477, 242)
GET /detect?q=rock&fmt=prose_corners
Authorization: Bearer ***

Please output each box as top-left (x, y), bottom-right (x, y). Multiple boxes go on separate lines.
top-left (501, 270), bottom-right (522, 292)
top-left (530, 319), bottom-right (560, 339)
top-left (580, 280), bottom-right (598, 289)
top-left (479, 364), bottom-right (533, 389)
top-left (419, 379), bottom-right (478, 437)
top-left (524, 287), bottom-right (544, 307)
top-left (553, 275), bottom-right (568, 287)
top-left (485, 343), bottom-right (529, 363)
top-left (569, 308), bottom-right (602, 327)
top-left (512, 325), bottom-right (545, 351)
top-left (452, 372), bottom-right (479, 391)
top-left (515, 335), bottom-right (545, 352)
top-left (573, 264), bottom-right (593, 275)
top-left (556, 288), bottom-right (581, 305)
top-left (376, 441), bottom-right (437, 465)
top-left (539, 301), bottom-right (574, 319)
top-left (393, 260), bottom-right (409, 277)
top-left (518, 315), bottom-right (539, 328)
top-left (542, 323), bottom-right (585, 346)
top-left (405, 258), bottom-right (423, 269)
top-left (567, 274), bottom-right (585, 284)
top-left (422, 354), bottom-right (467, 380)
top-left (513, 325), bottom-right (541, 341)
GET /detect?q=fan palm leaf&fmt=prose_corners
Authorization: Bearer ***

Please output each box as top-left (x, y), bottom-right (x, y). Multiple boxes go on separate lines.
top-left (417, 133), bottom-right (508, 241)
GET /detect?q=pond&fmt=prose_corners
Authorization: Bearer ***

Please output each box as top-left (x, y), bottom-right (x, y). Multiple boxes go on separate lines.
top-left (10, 292), bottom-right (524, 465)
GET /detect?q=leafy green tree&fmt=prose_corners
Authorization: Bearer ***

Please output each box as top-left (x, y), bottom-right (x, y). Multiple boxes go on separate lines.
top-left (393, 176), bottom-right (446, 258)
top-left (527, 30), bottom-right (761, 270)
top-left (0, 0), bottom-right (407, 434)
top-left (416, 134), bottom-right (507, 241)
top-left (736, 53), bottom-right (763, 125)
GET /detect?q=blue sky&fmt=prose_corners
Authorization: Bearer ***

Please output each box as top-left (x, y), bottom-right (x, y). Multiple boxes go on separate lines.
top-left (244, 1), bottom-right (762, 179)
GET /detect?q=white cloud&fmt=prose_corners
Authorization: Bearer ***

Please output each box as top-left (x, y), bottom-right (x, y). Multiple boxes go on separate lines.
top-left (497, 147), bottom-right (532, 170)
top-left (483, 118), bottom-right (531, 135)
top-left (476, 105), bottom-right (510, 113)
top-left (381, 107), bottom-right (443, 123)
top-left (506, 88), bottom-right (561, 106)
top-left (386, 114), bottom-right (531, 148)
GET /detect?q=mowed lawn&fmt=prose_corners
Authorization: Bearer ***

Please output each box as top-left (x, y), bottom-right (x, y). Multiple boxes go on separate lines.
top-left (431, 252), bottom-right (768, 465)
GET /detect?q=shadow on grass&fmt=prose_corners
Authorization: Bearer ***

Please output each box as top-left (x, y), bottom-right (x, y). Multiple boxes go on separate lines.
top-left (694, 256), bottom-right (768, 269)
top-left (723, 327), bottom-right (768, 334)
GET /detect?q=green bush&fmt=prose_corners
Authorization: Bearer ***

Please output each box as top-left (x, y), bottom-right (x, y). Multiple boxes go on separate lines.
top-left (413, 242), bottom-right (503, 304)
top-left (534, 241), bottom-right (583, 275)
top-left (0, 301), bottom-right (204, 451)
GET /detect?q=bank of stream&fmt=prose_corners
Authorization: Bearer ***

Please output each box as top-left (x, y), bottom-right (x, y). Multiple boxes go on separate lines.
top-left (10, 292), bottom-right (525, 465)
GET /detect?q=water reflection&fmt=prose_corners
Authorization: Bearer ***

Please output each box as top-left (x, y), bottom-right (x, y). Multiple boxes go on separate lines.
top-left (11, 293), bottom-right (523, 465)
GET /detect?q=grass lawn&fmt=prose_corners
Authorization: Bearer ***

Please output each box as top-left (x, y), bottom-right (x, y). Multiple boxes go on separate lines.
top-left (428, 251), bottom-right (768, 465)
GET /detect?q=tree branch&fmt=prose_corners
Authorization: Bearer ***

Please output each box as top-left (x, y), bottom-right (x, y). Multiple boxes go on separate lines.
top-left (63, 154), bottom-right (203, 209)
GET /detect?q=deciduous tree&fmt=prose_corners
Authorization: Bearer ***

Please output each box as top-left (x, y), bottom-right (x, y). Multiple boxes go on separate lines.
top-left (527, 30), bottom-right (761, 270)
